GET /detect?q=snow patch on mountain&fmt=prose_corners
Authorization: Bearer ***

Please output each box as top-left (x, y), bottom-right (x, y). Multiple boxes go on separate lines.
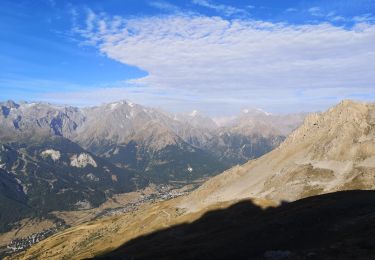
top-left (257, 108), bottom-right (272, 116)
top-left (110, 103), bottom-right (119, 110)
top-left (242, 108), bottom-right (272, 116)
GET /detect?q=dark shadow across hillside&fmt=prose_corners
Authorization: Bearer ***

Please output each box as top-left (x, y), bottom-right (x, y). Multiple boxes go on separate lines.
top-left (96, 190), bottom-right (375, 260)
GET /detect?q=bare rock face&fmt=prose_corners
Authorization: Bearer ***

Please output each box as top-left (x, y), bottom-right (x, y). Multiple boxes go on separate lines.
top-left (40, 149), bottom-right (61, 161)
top-left (70, 153), bottom-right (97, 168)
top-left (0, 101), bottom-right (85, 141)
top-left (179, 100), bottom-right (375, 212)
top-left (280, 100), bottom-right (372, 160)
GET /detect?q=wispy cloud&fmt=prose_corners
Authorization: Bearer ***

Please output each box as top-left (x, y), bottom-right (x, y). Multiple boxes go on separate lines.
top-left (149, 1), bottom-right (181, 13)
top-left (308, 7), bottom-right (323, 17)
top-left (306, 7), bottom-right (360, 23)
top-left (353, 13), bottom-right (375, 23)
top-left (191, 0), bottom-right (248, 17)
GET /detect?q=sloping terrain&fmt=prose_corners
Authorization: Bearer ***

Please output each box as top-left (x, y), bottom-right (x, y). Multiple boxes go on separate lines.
top-left (15, 191), bottom-right (375, 259)
top-left (0, 169), bottom-right (30, 232)
top-left (101, 190), bottom-right (375, 260)
top-left (204, 131), bottom-right (285, 165)
top-left (11, 195), bottom-right (274, 260)
top-left (178, 100), bottom-right (375, 211)
top-left (0, 137), bottom-right (143, 233)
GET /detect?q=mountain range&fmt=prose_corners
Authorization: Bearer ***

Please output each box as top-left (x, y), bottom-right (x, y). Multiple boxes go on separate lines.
top-left (0, 100), bottom-right (304, 234)
top-left (0, 100), bottom-right (305, 178)
top-left (13, 100), bottom-right (375, 259)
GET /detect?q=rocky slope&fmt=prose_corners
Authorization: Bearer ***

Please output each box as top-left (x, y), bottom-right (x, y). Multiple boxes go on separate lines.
top-left (179, 100), bottom-right (375, 211)
top-left (0, 101), bottom-right (84, 141)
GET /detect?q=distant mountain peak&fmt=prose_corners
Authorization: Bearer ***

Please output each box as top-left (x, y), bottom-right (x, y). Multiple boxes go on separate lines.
top-left (106, 100), bottom-right (136, 110)
top-left (3, 100), bottom-right (20, 108)
top-left (189, 110), bottom-right (199, 117)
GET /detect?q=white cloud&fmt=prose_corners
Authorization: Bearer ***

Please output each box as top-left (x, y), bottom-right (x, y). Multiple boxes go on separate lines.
top-left (191, 0), bottom-right (248, 16)
top-left (70, 12), bottom-right (375, 114)
top-left (353, 13), bottom-right (375, 23)
top-left (330, 16), bottom-right (346, 22)
top-left (308, 9), bottom-right (348, 23)
top-left (149, 1), bottom-right (181, 13)
top-left (308, 7), bottom-right (323, 16)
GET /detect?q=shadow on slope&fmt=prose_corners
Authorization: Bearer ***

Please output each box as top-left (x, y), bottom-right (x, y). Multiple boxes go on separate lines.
top-left (97, 190), bottom-right (375, 260)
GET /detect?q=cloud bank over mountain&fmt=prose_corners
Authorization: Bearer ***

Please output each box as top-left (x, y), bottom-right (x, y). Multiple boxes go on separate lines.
top-left (59, 9), bottom-right (375, 114)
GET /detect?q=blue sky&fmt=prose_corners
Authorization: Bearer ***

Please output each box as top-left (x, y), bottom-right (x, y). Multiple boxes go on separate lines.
top-left (1, 0), bottom-right (375, 115)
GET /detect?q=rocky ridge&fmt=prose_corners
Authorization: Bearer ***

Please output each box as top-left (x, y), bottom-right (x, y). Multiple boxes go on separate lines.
top-left (179, 100), bottom-right (375, 211)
